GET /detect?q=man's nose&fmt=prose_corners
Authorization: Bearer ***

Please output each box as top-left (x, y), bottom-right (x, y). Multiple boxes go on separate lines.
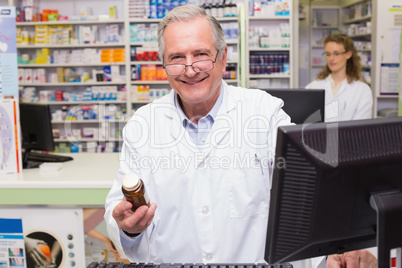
top-left (184, 64), bottom-right (197, 76)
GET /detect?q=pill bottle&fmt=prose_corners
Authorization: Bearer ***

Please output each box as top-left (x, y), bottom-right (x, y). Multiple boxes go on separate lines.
top-left (122, 173), bottom-right (150, 212)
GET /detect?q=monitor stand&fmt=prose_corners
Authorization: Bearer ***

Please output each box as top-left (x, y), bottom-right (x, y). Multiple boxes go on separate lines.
top-left (370, 191), bottom-right (402, 268)
top-left (22, 149), bottom-right (36, 169)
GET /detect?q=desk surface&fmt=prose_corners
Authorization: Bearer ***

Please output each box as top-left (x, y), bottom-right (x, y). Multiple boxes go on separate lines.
top-left (0, 153), bottom-right (120, 206)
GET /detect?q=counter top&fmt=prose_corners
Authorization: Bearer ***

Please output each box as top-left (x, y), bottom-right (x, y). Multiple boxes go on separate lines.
top-left (0, 153), bottom-right (121, 206)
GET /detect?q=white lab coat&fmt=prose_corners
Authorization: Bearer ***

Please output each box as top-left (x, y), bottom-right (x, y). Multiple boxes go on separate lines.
top-left (104, 81), bottom-right (292, 264)
top-left (306, 76), bottom-right (373, 122)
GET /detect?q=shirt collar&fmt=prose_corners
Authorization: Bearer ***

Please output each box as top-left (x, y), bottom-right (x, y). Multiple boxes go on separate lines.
top-left (174, 84), bottom-right (224, 127)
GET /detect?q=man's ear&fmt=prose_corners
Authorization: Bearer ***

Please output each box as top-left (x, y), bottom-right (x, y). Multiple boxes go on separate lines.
top-left (221, 45), bottom-right (228, 73)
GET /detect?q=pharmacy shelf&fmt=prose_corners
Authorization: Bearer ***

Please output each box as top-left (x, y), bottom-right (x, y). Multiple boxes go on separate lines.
top-left (349, 33), bottom-right (372, 39)
top-left (131, 81), bottom-right (169, 85)
top-left (226, 40), bottom-right (238, 45)
top-left (131, 100), bottom-right (152, 104)
top-left (217, 17), bottom-right (241, 21)
top-left (249, 47), bottom-right (291, 51)
top-left (224, 79), bottom-right (239, 83)
top-left (15, 0), bottom-right (143, 155)
top-left (341, 0), bottom-right (368, 8)
top-left (54, 138), bottom-right (121, 142)
top-left (130, 41), bottom-right (158, 46)
top-left (309, 5), bottom-right (340, 82)
top-left (248, 74), bottom-right (291, 79)
top-left (16, 19), bottom-right (125, 26)
top-left (128, 18), bottom-right (161, 23)
top-left (311, 26), bottom-right (339, 29)
top-left (248, 16), bottom-right (290, 20)
top-left (343, 15), bottom-right (372, 24)
top-left (52, 120), bottom-right (105, 124)
top-left (36, 100), bottom-right (127, 105)
top-left (131, 61), bottom-right (162, 65)
top-left (20, 82), bottom-right (126, 86)
top-left (17, 43), bottom-right (125, 49)
top-left (376, 95), bottom-right (399, 99)
top-left (128, 17), bottom-right (240, 23)
top-left (132, 39), bottom-right (236, 46)
top-left (245, 0), bottom-right (295, 89)
top-left (17, 0), bottom-right (245, 155)
top-left (18, 63), bottom-right (125, 68)
top-left (341, 0), bottom-right (377, 117)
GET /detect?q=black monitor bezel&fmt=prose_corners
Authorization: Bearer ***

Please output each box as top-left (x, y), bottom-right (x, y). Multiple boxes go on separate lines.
top-left (19, 102), bottom-right (55, 153)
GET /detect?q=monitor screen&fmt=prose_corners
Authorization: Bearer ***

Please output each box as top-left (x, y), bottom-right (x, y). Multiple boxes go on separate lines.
top-left (262, 88), bottom-right (325, 124)
top-left (265, 117), bottom-right (402, 267)
top-left (19, 103), bottom-right (55, 164)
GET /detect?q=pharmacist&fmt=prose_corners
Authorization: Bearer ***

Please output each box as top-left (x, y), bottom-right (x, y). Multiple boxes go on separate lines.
top-left (104, 5), bottom-right (376, 268)
top-left (306, 33), bottom-right (373, 122)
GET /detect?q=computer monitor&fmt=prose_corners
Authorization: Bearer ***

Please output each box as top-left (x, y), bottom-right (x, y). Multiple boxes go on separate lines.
top-left (19, 103), bottom-right (72, 168)
top-left (19, 103), bottom-right (55, 152)
top-left (262, 89), bottom-right (325, 124)
top-left (265, 117), bottom-right (402, 267)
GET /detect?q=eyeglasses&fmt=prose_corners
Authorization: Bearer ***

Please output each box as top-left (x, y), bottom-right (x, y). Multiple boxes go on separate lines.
top-left (164, 52), bottom-right (219, 76)
top-left (322, 51), bottom-right (347, 57)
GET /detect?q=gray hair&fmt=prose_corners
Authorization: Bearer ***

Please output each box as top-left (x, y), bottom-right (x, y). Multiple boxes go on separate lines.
top-left (158, 4), bottom-right (226, 63)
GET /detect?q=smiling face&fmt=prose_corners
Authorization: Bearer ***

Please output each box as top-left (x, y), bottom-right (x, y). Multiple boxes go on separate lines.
top-left (163, 17), bottom-right (227, 114)
top-left (324, 41), bottom-right (352, 75)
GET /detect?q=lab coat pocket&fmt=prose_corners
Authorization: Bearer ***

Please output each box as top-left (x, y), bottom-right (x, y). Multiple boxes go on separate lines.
top-left (228, 166), bottom-right (269, 218)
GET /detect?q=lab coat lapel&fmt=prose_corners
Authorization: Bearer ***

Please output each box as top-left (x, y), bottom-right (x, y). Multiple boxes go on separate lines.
top-left (201, 82), bottom-right (237, 159)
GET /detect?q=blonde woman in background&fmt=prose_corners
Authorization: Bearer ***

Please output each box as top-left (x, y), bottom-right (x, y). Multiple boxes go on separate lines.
top-left (306, 33), bottom-right (373, 122)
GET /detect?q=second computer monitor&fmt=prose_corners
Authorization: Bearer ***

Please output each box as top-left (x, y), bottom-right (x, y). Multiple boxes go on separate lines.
top-left (266, 117), bottom-right (402, 267)
top-left (262, 88), bottom-right (325, 124)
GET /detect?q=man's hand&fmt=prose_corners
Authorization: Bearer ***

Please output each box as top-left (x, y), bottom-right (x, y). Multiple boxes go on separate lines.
top-left (327, 249), bottom-right (377, 268)
top-left (112, 200), bottom-right (157, 235)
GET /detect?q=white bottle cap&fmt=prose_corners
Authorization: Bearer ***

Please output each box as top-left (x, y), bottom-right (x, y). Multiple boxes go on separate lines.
top-left (122, 173), bottom-right (140, 191)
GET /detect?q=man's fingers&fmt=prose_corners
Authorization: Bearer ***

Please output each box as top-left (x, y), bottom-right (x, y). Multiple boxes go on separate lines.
top-left (121, 203), bottom-right (157, 234)
top-left (343, 251), bottom-right (360, 268)
top-left (327, 250), bottom-right (377, 268)
top-left (112, 201), bottom-right (132, 221)
top-left (344, 250), bottom-right (377, 268)
top-left (146, 203), bottom-right (157, 226)
top-left (327, 254), bottom-right (343, 268)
